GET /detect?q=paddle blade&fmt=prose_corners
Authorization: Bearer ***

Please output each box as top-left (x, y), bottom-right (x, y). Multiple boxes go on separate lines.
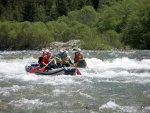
top-left (40, 66), bottom-right (46, 72)
top-left (29, 66), bottom-right (38, 73)
top-left (76, 68), bottom-right (81, 75)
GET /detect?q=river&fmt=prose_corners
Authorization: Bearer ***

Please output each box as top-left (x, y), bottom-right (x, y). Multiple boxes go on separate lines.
top-left (0, 50), bottom-right (150, 113)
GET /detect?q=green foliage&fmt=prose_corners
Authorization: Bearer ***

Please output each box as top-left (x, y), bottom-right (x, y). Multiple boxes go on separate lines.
top-left (23, 0), bottom-right (36, 22)
top-left (0, 21), bottom-right (11, 49)
top-left (103, 30), bottom-right (122, 48)
top-left (68, 6), bottom-right (99, 27)
top-left (34, 5), bottom-right (46, 22)
top-left (15, 22), bottom-right (53, 49)
top-left (81, 31), bottom-right (114, 50)
top-left (0, 22), bottom-right (22, 49)
top-left (0, 0), bottom-right (149, 50)
top-left (0, 21), bottom-right (53, 50)
top-left (0, 0), bottom-right (97, 22)
top-left (46, 21), bottom-right (68, 41)
top-left (56, 0), bottom-right (67, 16)
top-left (61, 21), bottom-right (93, 41)
top-left (46, 19), bottom-right (93, 43)
top-left (97, 0), bottom-right (150, 49)
top-left (97, 0), bottom-right (132, 33)
top-left (121, 0), bottom-right (150, 49)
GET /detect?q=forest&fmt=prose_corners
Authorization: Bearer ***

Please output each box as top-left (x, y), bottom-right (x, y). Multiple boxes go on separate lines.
top-left (0, 0), bottom-right (150, 50)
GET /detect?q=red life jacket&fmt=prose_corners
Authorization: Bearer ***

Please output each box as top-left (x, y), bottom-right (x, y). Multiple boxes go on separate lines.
top-left (74, 52), bottom-right (83, 62)
top-left (38, 54), bottom-right (47, 64)
top-left (42, 56), bottom-right (52, 64)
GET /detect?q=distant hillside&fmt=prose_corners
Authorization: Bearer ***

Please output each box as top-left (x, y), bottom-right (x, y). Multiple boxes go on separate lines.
top-left (0, 0), bottom-right (149, 50)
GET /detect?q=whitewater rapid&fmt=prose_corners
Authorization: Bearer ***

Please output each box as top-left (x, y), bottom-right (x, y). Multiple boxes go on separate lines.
top-left (0, 50), bottom-right (150, 113)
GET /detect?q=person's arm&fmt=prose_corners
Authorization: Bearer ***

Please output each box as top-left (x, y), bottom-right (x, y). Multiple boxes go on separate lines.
top-left (41, 58), bottom-right (47, 66)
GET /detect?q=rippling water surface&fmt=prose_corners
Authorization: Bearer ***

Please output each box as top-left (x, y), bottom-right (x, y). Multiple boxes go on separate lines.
top-left (0, 50), bottom-right (150, 113)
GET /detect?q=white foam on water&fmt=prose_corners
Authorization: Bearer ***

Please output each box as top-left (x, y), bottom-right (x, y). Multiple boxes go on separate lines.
top-left (120, 106), bottom-right (142, 113)
top-left (86, 57), bottom-right (150, 70)
top-left (0, 56), bottom-right (150, 85)
top-left (99, 101), bottom-right (150, 112)
top-left (53, 89), bottom-right (66, 95)
top-left (0, 85), bottom-right (28, 100)
top-left (0, 57), bottom-right (36, 74)
top-left (9, 98), bottom-right (59, 109)
top-left (79, 92), bottom-right (95, 100)
top-left (99, 101), bottom-right (121, 110)
top-left (85, 57), bottom-right (150, 77)
top-left (0, 51), bottom-right (150, 113)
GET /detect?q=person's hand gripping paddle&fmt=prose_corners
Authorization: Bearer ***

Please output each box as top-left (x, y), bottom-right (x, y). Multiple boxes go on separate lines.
top-left (40, 57), bottom-right (55, 72)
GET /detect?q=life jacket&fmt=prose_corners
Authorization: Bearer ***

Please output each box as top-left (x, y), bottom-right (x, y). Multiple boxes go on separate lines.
top-left (74, 52), bottom-right (83, 63)
top-left (42, 56), bottom-right (52, 65)
top-left (62, 56), bottom-right (70, 65)
top-left (38, 54), bottom-right (47, 65)
top-left (55, 54), bottom-right (62, 63)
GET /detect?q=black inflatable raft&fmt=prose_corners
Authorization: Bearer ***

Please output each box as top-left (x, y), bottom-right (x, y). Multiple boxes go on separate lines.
top-left (25, 62), bottom-right (76, 75)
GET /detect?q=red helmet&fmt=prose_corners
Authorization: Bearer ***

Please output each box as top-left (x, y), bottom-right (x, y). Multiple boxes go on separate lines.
top-left (47, 51), bottom-right (52, 55)
top-left (43, 51), bottom-right (47, 56)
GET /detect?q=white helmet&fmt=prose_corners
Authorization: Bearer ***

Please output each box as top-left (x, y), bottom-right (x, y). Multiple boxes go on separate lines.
top-left (77, 48), bottom-right (81, 52)
top-left (59, 50), bottom-right (64, 53)
top-left (65, 51), bottom-right (68, 54)
top-left (45, 49), bottom-right (49, 52)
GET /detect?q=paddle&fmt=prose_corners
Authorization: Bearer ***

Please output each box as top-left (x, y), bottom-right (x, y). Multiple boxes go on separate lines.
top-left (29, 66), bottom-right (39, 73)
top-left (70, 63), bottom-right (81, 75)
top-left (76, 68), bottom-right (82, 75)
top-left (40, 57), bottom-right (55, 72)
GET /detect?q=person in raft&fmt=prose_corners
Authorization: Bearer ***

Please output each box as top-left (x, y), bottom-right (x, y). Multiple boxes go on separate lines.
top-left (38, 49), bottom-right (49, 67)
top-left (41, 51), bottom-right (56, 70)
top-left (54, 50), bottom-right (64, 67)
top-left (74, 48), bottom-right (83, 63)
top-left (62, 51), bottom-right (73, 67)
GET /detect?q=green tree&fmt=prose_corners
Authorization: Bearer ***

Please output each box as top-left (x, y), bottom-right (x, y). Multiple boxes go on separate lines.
top-left (46, 21), bottom-right (68, 41)
top-left (68, 6), bottom-right (99, 27)
top-left (15, 21), bottom-right (53, 49)
top-left (122, 0), bottom-right (150, 49)
top-left (23, 0), bottom-right (36, 22)
top-left (0, 21), bottom-right (10, 50)
top-left (49, 3), bottom-right (59, 20)
top-left (97, 0), bottom-right (132, 33)
top-left (34, 5), bottom-right (46, 22)
top-left (56, 0), bottom-right (67, 16)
